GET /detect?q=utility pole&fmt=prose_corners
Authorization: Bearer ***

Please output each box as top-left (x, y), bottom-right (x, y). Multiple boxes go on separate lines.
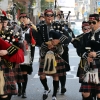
top-left (54, 0), bottom-right (57, 18)
top-left (12, 0), bottom-right (16, 21)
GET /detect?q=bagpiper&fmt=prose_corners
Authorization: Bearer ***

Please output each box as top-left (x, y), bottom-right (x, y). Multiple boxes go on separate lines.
top-left (36, 9), bottom-right (72, 100)
top-left (0, 14), bottom-right (24, 100)
top-left (78, 14), bottom-right (100, 100)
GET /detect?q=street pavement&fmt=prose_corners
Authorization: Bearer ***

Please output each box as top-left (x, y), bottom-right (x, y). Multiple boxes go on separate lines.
top-left (12, 43), bottom-right (82, 100)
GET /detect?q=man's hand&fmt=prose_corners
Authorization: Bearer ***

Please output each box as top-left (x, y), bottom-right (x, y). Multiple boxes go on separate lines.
top-left (0, 50), bottom-right (8, 56)
top-left (45, 41), bottom-right (54, 49)
top-left (48, 44), bottom-right (54, 49)
top-left (51, 39), bottom-right (60, 46)
top-left (88, 52), bottom-right (97, 58)
top-left (87, 57), bottom-right (93, 65)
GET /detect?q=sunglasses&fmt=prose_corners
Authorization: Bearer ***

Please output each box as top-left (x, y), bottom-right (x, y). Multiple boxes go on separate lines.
top-left (57, 14), bottom-right (61, 16)
top-left (20, 16), bottom-right (27, 18)
top-left (89, 21), bottom-right (96, 25)
top-left (45, 14), bottom-right (54, 17)
top-left (83, 28), bottom-right (91, 30)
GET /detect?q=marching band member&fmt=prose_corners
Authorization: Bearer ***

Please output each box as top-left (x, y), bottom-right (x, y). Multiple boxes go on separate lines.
top-left (55, 10), bottom-right (75, 94)
top-left (0, 16), bottom-right (24, 100)
top-left (38, 13), bottom-right (45, 23)
top-left (18, 13), bottom-right (37, 98)
top-left (0, 11), bottom-right (25, 100)
top-left (72, 21), bottom-right (96, 99)
top-left (0, 38), bottom-right (24, 100)
top-left (78, 14), bottom-right (100, 100)
top-left (36, 9), bottom-right (72, 100)
top-left (73, 21), bottom-right (91, 77)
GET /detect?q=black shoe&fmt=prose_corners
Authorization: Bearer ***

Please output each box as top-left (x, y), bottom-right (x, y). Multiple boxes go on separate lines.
top-left (43, 88), bottom-right (51, 100)
top-left (22, 93), bottom-right (27, 98)
top-left (17, 89), bottom-right (22, 96)
top-left (61, 87), bottom-right (66, 94)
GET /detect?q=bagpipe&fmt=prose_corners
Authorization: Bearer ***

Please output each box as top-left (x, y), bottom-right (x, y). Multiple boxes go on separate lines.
top-left (82, 40), bottom-right (100, 84)
top-left (1, 26), bottom-right (22, 47)
top-left (0, 37), bottom-right (24, 63)
top-left (86, 40), bottom-right (100, 52)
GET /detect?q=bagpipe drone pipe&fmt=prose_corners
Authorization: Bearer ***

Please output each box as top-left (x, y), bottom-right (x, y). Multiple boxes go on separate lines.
top-left (0, 26), bottom-right (22, 47)
top-left (49, 11), bottom-right (71, 40)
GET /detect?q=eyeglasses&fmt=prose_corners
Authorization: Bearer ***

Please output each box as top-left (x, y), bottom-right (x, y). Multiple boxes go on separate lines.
top-left (89, 21), bottom-right (96, 25)
top-left (45, 14), bottom-right (54, 17)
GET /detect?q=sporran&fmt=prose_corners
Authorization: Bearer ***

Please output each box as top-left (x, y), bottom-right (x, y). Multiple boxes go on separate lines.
top-left (43, 51), bottom-right (57, 74)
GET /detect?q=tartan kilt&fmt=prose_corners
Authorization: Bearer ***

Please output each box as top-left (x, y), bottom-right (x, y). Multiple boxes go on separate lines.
top-left (12, 64), bottom-right (24, 83)
top-left (1, 63), bottom-right (17, 95)
top-left (79, 82), bottom-right (100, 94)
top-left (78, 61), bottom-right (100, 83)
top-left (38, 56), bottom-right (66, 76)
top-left (79, 59), bottom-right (100, 93)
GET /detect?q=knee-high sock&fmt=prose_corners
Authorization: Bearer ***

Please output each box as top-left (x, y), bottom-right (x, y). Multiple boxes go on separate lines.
top-left (17, 83), bottom-right (21, 90)
top-left (8, 95), bottom-right (12, 100)
top-left (22, 74), bottom-right (28, 93)
top-left (40, 78), bottom-right (49, 90)
top-left (52, 80), bottom-right (59, 97)
top-left (59, 75), bottom-right (66, 88)
top-left (91, 92), bottom-right (96, 100)
top-left (83, 95), bottom-right (93, 100)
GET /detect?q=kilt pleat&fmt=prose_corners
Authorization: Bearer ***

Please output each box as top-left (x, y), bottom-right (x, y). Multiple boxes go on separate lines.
top-left (80, 82), bottom-right (100, 94)
top-left (1, 64), bottom-right (17, 95)
top-left (12, 64), bottom-right (24, 83)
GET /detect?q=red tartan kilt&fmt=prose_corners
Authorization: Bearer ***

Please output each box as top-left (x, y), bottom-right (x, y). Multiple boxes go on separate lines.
top-left (38, 56), bottom-right (66, 76)
top-left (0, 61), bottom-right (24, 95)
top-left (1, 64), bottom-right (18, 95)
top-left (79, 64), bottom-right (100, 93)
top-left (12, 64), bottom-right (24, 83)
top-left (80, 82), bottom-right (100, 93)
